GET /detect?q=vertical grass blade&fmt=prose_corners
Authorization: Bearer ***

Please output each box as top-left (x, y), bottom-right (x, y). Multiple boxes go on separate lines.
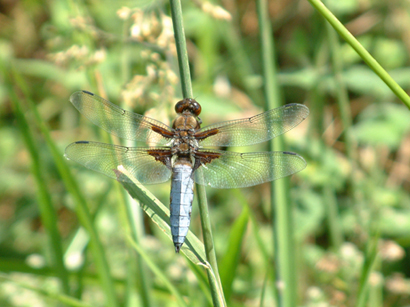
top-left (126, 238), bottom-right (189, 307)
top-left (169, 0), bottom-right (192, 99)
top-left (219, 205), bottom-right (249, 300)
top-left (169, 0), bottom-right (226, 305)
top-left (115, 168), bottom-right (207, 263)
top-left (256, 1), bottom-right (297, 306)
top-left (123, 194), bottom-right (153, 307)
top-left (322, 10), bottom-right (359, 250)
top-left (306, 0), bottom-right (410, 109)
top-left (9, 86), bottom-right (70, 295)
top-left (116, 168), bottom-right (225, 305)
top-left (356, 235), bottom-right (379, 307)
top-left (11, 69), bottom-right (119, 307)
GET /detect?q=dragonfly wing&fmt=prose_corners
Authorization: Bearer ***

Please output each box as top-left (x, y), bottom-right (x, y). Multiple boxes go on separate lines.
top-left (65, 141), bottom-right (172, 184)
top-left (70, 91), bottom-right (173, 144)
top-left (196, 103), bottom-right (309, 147)
top-left (193, 150), bottom-right (306, 189)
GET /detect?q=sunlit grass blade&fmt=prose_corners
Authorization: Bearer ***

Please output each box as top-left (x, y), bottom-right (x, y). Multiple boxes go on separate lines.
top-left (306, 0), bottom-right (410, 109)
top-left (11, 69), bottom-right (119, 307)
top-left (122, 193), bottom-right (153, 307)
top-left (236, 189), bottom-right (278, 304)
top-left (9, 82), bottom-right (70, 294)
top-left (116, 167), bottom-right (227, 305)
top-left (356, 234), bottom-right (379, 307)
top-left (257, 0), bottom-right (297, 306)
top-left (125, 237), bottom-right (189, 307)
top-left (115, 167), bottom-right (207, 263)
top-left (169, 0), bottom-right (226, 305)
top-left (323, 4), bottom-right (358, 241)
top-left (219, 203), bottom-right (249, 300)
top-left (186, 260), bottom-right (212, 305)
top-left (0, 273), bottom-right (92, 307)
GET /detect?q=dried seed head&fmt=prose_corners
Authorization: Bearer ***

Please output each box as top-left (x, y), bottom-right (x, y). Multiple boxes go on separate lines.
top-left (379, 240), bottom-right (405, 262)
top-left (201, 2), bottom-right (232, 21)
top-left (117, 7), bottom-right (132, 20)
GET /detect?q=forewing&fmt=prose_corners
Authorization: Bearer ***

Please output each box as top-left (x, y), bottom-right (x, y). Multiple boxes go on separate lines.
top-left (70, 91), bottom-right (173, 144)
top-left (194, 150), bottom-right (306, 189)
top-left (196, 103), bottom-right (309, 147)
top-left (65, 141), bottom-right (172, 184)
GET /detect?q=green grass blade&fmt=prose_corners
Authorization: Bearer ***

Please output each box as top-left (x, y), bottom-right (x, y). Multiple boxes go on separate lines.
top-left (8, 83), bottom-right (70, 294)
top-left (232, 190), bottom-right (277, 304)
top-left (0, 274), bottom-right (92, 307)
top-left (219, 204), bottom-right (249, 300)
top-left (169, 0), bottom-right (192, 98)
top-left (323, 187), bottom-right (343, 250)
top-left (257, 0), bottom-right (297, 306)
top-left (115, 167), bottom-right (207, 262)
top-left (186, 260), bottom-right (212, 305)
top-left (356, 235), bottom-right (379, 307)
top-left (116, 168), bottom-right (226, 305)
top-left (126, 237), bottom-right (189, 307)
top-left (11, 69), bottom-right (119, 307)
top-left (123, 193), bottom-right (153, 307)
top-left (307, 0), bottom-right (410, 109)
top-left (169, 0), bottom-right (226, 305)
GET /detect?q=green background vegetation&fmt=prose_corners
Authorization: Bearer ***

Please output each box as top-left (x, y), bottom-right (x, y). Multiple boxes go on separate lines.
top-left (1, 0), bottom-right (410, 306)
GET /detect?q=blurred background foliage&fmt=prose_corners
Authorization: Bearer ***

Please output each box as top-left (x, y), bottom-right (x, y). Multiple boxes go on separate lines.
top-left (1, 0), bottom-right (410, 306)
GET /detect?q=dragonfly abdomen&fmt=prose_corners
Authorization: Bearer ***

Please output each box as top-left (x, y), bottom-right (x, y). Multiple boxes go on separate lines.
top-left (170, 161), bottom-right (194, 253)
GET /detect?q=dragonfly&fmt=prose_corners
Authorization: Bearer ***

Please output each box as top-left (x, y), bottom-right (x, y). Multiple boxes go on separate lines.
top-left (65, 90), bottom-right (309, 252)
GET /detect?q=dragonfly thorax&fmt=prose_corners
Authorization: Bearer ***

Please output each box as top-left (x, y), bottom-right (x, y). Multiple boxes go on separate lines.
top-left (172, 114), bottom-right (200, 130)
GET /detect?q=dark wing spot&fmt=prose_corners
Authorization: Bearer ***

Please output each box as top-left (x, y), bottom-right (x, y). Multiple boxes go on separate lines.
top-left (82, 90), bottom-right (94, 96)
top-left (75, 141), bottom-right (89, 144)
top-left (194, 128), bottom-right (219, 140)
top-left (283, 151), bottom-right (297, 155)
top-left (147, 149), bottom-right (173, 168)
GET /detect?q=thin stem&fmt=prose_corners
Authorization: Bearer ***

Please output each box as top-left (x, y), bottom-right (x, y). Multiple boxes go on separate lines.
top-left (307, 0), bottom-right (410, 109)
top-left (323, 17), bottom-right (349, 251)
top-left (169, 0), bottom-right (225, 305)
top-left (9, 87), bottom-right (70, 295)
top-left (12, 69), bottom-right (119, 307)
top-left (257, 1), bottom-right (296, 307)
top-left (170, 0), bottom-right (192, 98)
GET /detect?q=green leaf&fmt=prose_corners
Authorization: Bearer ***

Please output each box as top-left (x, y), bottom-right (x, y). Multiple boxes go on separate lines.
top-left (219, 205), bottom-right (249, 300)
top-left (116, 167), bottom-right (227, 306)
top-left (352, 102), bottom-right (410, 149)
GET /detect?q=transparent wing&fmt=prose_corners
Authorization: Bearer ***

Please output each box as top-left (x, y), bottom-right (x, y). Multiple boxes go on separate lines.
top-left (194, 150), bottom-right (306, 189)
top-left (197, 103), bottom-right (309, 147)
top-left (65, 141), bottom-right (172, 184)
top-left (70, 91), bottom-right (173, 144)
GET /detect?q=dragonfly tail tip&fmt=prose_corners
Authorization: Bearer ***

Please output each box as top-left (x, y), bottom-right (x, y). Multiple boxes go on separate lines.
top-left (174, 243), bottom-right (182, 253)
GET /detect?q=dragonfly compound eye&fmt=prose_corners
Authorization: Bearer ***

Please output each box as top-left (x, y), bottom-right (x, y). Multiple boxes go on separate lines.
top-left (175, 98), bottom-right (202, 116)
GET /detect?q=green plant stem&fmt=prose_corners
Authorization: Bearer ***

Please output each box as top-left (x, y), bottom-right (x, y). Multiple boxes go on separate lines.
top-left (356, 235), bottom-right (379, 307)
top-left (95, 84), bottom-right (152, 306)
top-left (257, 1), bottom-right (296, 307)
top-left (123, 193), bottom-right (152, 307)
top-left (323, 187), bottom-right (343, 250)
top-left (9, 87), bottom-right (70, 295)
top-left (169, 1), bottom-right (225, 306)
top-left (307, 0), bottom-right (410, 109)
top-left (170, 0), bottom-right (192, 98)
top-left (127, 237), bottom-right (188, 307)
top-left (12, 69), bottom-right (119, 307)
top-left (0, 273), bottom-right (92, 307)
top-left (323, 17), bottom-right (348, 251)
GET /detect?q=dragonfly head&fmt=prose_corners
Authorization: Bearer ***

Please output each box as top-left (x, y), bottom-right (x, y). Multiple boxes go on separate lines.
top-left (175, 98), bottom-right (202, 116)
